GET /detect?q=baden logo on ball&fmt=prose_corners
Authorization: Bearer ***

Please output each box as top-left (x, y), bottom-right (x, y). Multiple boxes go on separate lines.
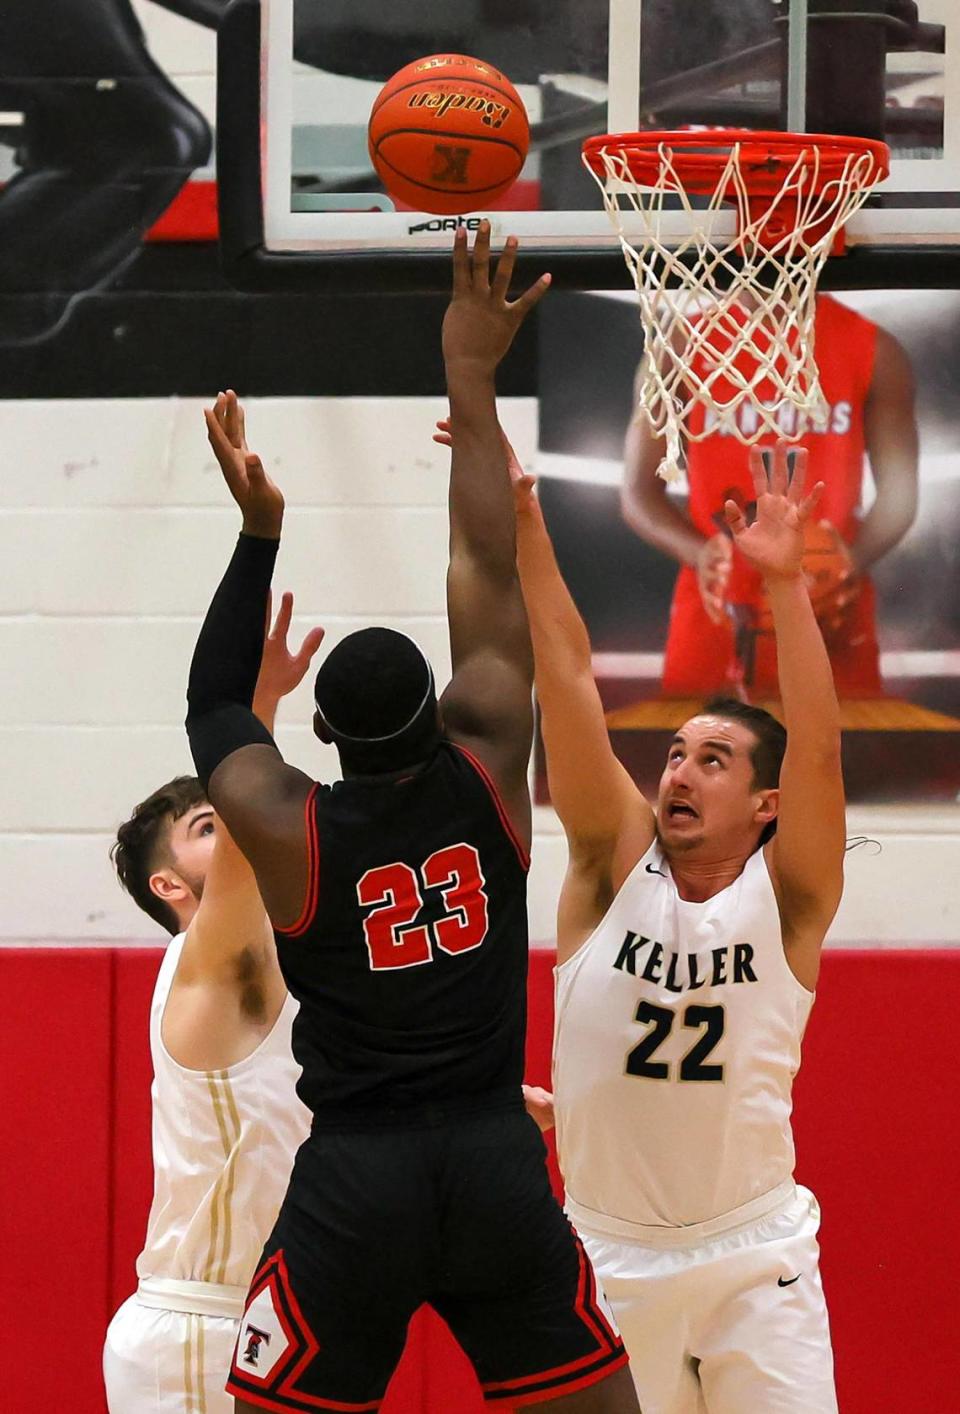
top-left (368, 54), bottom-right (529, 216)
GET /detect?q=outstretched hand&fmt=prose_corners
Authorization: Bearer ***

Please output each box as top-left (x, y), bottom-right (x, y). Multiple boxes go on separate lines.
top-left (724, 444), bottom-right (823, 582)
top-left (442, 221), bottom-right (550, 372)
top-left (254, 590), bottom-right (325, 710)
top-left (204, 390), bottom-right (284, 539)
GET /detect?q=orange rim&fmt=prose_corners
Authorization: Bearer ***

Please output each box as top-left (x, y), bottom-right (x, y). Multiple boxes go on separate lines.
top-left (582, 128), bottom-right (890, 196)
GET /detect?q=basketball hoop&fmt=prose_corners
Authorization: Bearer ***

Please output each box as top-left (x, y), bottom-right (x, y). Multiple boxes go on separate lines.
top-left (582, 129), bottom-right (889, 480)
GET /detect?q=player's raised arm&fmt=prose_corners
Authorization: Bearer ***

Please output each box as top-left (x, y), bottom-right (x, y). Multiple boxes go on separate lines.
top-left (725, 445), bottom-right (845, 990)
top-left (182, 590), bottom-right (325, 985)
top-left (185, 392), bottom-right (316, 928)
top-left (438, 222), bottom-right (550, 828)
top-left (514, 476), bottom-right (655, 892)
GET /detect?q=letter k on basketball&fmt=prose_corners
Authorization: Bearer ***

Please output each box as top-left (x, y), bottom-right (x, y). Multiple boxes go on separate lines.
top-left (432, 144), bottom-right (471, 185)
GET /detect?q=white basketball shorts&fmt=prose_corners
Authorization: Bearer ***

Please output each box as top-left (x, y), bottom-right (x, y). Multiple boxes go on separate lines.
top-left (573, 1184), bottom-right (837, 1414)
top-left (103, 1294), bottom-right (238, 1414)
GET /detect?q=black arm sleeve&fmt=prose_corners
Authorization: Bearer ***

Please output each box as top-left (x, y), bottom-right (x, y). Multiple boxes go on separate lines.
top-left (186, 532), bottom-right (280, 789)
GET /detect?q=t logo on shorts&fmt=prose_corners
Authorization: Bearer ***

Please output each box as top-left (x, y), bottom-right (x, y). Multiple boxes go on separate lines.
top-left (242, 1325), bottom-right (271, 1366)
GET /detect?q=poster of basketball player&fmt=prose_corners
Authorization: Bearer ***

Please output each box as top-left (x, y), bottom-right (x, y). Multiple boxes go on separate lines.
top-left (535, 287), bottom-right (960, 804)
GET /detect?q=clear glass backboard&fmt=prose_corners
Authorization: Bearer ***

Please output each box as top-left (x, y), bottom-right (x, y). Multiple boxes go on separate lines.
top-left (217, 0), bottom-right (960, 288)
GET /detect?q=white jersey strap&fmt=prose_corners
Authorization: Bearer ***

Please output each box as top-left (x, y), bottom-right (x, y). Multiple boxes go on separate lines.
top-left (137, 1276), bottom-right (247, 1320)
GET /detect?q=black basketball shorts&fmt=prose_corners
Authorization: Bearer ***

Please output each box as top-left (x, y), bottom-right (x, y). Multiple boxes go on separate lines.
top-left (227, 1105), bottom-right (627, 1411)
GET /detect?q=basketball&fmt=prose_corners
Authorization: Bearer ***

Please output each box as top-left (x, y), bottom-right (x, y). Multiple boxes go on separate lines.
top-left (756, 517), bottom-right (859, 639)
top-left (368, 54), bottom-right (529, 215)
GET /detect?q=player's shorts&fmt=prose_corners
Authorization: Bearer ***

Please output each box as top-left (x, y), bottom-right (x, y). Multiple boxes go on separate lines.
top-left (103, 1291), bottom-right (239, 1413)
top-left (570, 1182), bottom-right (837, 1414)
top-left (227, 1103), bottom-right (628, 1411)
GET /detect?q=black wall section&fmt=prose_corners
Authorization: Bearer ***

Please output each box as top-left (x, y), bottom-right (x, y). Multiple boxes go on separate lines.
top-left (539, 292), bottom-right (639, 458)
top-left (538, 291), bottom-right (673, 652)
top-left (0, 245), bottom-right (538, 399)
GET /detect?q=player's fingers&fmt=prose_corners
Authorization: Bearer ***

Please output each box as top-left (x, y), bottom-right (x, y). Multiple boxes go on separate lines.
top-left (295, 626), bottom-right (326, 668)
top-left (491, 234), bottom-right (518, 302)
top-left (472, 219), bottom-right (492, 289)
top-left (274, 589), bottom-right (293, 642)
top-left (510, 271), bottom-right (552, 320)
top-left (723, 497), bottom-right (747, 536)
top-left (244, 452), bottom-right (268, 490)
top-left (798, 480), bottom-right (825, 522)
top-left (769, 442), bottom-right (790, 497)
top-left (224, 389), bottom-right (243, 447)
top-left (787, 446), bottom-right (808, 502)
top-left (433, 432), bottom-right (454, 448)
top-left (205, 409), bottom-right (245, 490)
top-left (451, 224), bottom-right (469, 295)
top-left (748, 446), bottom-right (768, 500)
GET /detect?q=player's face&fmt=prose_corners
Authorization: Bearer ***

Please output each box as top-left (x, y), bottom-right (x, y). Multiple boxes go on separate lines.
top-left (656, 716), bottom-right (775, 855)
top-left (165, 804), bottom-right (217, 901)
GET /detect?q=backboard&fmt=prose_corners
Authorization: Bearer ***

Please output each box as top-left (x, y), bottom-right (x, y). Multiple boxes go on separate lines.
top-left (217, 0), bottom-right (960, 290)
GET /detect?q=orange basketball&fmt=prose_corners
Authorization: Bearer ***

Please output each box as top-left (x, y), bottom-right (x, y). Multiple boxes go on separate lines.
top-left (368, 54), bottom-right (529, 215)
top-left (755, 519), bottom-right (860, 640)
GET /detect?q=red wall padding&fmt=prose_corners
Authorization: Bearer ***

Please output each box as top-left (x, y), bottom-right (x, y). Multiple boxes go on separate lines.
top-left (5, 947), bottom-right (959, 1414)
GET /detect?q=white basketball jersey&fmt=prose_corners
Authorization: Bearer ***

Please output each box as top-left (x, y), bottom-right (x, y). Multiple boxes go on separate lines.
top-left (136, 934), bottom-right (311, 1288)
top-left (554, 840), bottom-right (815, 1231)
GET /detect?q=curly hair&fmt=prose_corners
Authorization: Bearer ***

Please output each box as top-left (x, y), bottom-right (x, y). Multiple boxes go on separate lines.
top-left (111, 776), bottom-right (206, 933)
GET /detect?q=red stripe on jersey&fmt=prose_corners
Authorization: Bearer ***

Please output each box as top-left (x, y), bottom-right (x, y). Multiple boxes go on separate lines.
top-left (274, 784), bottom-right (321, 938)
top-left (453, 743), bottom-right (530, 872)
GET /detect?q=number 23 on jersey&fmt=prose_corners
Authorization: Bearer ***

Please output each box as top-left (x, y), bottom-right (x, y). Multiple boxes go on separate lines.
top-left (357, 843), bottom-right (489, 971)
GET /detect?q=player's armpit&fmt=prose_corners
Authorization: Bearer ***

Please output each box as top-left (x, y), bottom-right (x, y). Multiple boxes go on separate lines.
top-left (206, 743), bottom-right (317, 931)
top-left (177, 815), bottom-right (273, 982)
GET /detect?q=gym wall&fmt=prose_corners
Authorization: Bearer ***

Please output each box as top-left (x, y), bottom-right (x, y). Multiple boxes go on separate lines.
top-left (1, 393), bottom-right (957, 949)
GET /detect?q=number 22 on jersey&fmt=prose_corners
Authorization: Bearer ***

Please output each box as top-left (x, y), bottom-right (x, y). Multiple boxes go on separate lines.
top-left (626, 1002), bottom-right (726, 1082)
top-left (357, 843), bottom-right (489, 971)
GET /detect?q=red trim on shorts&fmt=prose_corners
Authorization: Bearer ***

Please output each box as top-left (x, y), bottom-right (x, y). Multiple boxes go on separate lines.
top-left (453, 743), bottom-right (530, 871)
top-left (485, 1349), bottom-right (630, 1407)
top-left (227, 1252), bottom-right (383, 1413)
top-left (274, 785), bottom-right (321, 938)
top-left (228, 1388), bottom-right (381, 1414)
top-left (479, 1236), bottom-right (627, 1402)
top-left (573, 1233), bottom-right (624, 1352)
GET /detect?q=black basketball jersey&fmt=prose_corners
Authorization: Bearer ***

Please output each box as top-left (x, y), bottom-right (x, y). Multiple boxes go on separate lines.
top-left (274, 740), bottom-right (530, 1123)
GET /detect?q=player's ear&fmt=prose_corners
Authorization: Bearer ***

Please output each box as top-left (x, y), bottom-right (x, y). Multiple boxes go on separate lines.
top-left (313, 710), bottom-right (332, 745)
top-left (149, 869), bottom-right (190, 908)
top-left (754, 788), bottom-right (779, 827)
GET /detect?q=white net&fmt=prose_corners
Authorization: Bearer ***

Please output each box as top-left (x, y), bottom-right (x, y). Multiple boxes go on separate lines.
top-left (585, 137), bottom-right (887, 481)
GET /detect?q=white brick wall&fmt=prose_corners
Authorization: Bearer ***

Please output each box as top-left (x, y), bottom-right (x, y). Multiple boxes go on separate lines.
top-left (2, 395), bottom-right (957, 948)
top-left (0, 395), bottom-right (546, 943)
